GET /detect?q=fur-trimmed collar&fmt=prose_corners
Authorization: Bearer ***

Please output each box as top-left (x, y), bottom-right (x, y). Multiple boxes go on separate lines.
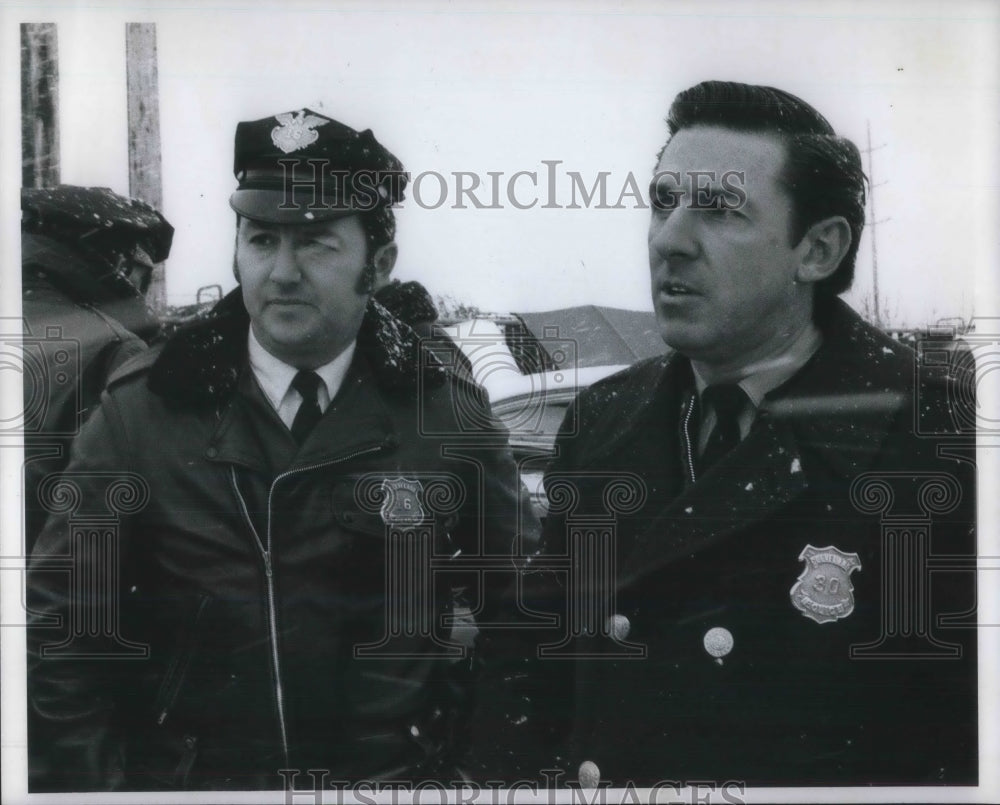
top-left (147, 289), bottom-right (448, 408)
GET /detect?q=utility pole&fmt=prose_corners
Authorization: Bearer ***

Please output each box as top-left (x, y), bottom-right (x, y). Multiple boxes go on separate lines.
top-left (21, 23), bottom-right (60, 188)
top-left (863, 121), bottom-right (891, 329)
top-left (126, 23), bottom-right (166, 309)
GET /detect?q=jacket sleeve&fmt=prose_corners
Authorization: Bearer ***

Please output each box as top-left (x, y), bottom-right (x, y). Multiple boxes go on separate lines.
top-left (468, 396), bottom-right (582, 782)
top-left (860, 371), bottom-right (979, 780)
top-left (27, 392), bottom-right (138, 792)
top-left (22, 308), bottom-right (148, 557)
top-left (445, 375), bottom-right (541, 617)
top-left (410, 375), bottom-right (540, 777)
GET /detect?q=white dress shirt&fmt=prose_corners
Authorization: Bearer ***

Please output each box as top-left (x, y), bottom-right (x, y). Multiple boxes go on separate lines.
top-left (247, 329), bottom-right (356, 430)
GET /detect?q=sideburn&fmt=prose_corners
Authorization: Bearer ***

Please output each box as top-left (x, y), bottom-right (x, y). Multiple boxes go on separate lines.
top-left (354, 261), bottom-right (377, 295)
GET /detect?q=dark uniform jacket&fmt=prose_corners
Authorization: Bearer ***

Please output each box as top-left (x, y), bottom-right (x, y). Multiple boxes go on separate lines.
top-left (27, 290), bottom-right (530, 791)
top-left (478, 298), bottom-right (976, 787)
top-left (21, 233), bottom-right (155, 554)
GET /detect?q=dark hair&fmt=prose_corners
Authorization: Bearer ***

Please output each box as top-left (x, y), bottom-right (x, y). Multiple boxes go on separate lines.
top-left (663, 81), bottom-right (867, 298)
top-left (360, 205), bottom-right (396, 254)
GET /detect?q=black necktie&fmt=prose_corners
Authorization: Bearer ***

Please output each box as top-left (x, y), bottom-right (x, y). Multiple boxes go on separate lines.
top-left (290, 370), bottom-right (323, 443)
top-left (697, 383), bottom-right (748, 475)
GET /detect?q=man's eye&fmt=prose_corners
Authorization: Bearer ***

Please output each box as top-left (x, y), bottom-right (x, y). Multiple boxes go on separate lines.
top-left (650, 186), bottom-right (681, 211)
top-left (248, 233), bottom-right (277, 246)
top-left (697, 194), bottom-right (743, 217)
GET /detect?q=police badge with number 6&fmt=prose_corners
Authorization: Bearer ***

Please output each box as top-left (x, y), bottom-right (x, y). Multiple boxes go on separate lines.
top-left (790, 545), bottom-right (861, 624)
top-left (380, 477), bottom-right (426, 526)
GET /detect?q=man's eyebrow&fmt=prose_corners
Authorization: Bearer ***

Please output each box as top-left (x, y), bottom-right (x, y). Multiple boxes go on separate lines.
top-left (243, 219), bottom-right (275, 231)
top-left (649, 172), bottom-right (730, 188)
top-left (648, 175), bottom-right (684, 195)
top-left (311, 225), bottom-right (345, 240)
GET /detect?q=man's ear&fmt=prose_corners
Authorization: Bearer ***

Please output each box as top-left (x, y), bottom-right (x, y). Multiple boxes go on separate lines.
top-left (371, 242), bottom-right (398, 289)
top-left (795, 216), bottom-right (851, 284)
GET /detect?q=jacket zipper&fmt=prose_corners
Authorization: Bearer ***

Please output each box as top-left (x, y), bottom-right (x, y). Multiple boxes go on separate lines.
top-left (682, 394), bottom-right (697, 484)
top-left (229, 443), bottom-right (386, 768)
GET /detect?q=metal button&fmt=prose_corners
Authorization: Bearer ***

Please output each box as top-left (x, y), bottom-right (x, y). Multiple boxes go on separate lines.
top-left (578, 760), bottom-right (601, 789)
top-left (703, 626), bottom-right (734, 658)
top-left (606, 613), bottom-right (631, 641)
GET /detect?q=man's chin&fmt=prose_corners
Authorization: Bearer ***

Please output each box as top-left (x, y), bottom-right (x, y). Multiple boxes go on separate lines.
top-left (259, 307), bottom-right (318, 336)
top-left (256, 323), bottom-right (324, 358)
top-left (657, 323), bottom-right (710, 359)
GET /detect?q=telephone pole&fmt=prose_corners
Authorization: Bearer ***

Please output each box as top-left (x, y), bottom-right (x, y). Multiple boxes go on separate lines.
top-left (126, 23), bottom-right (166, 308)
top-left (864, 120), bottom-right (891, 328)
top-left (21, 23), bottom-right (60, 188)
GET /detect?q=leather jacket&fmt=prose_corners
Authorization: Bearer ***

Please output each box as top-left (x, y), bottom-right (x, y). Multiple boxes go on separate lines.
top-left (28, 290), bottom-right (533, 790)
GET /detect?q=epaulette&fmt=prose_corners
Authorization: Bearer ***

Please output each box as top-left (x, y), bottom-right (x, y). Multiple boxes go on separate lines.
top-left (445, 364), bottom-right (491, 409)
top-left (106, 346), bottom-right (161, 389)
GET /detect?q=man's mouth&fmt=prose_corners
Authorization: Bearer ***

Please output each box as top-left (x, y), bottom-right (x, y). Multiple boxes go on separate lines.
top-left (660, 282), bottom-right (697, 297)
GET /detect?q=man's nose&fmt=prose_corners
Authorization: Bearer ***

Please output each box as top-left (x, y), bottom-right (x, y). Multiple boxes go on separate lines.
top-left (648, 204), bottom-right (699, 260)
top-left (270, 236), bottom-right (301, 283)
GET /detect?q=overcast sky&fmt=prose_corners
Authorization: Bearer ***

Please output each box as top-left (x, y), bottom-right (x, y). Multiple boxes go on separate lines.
top-left (5, 0), bottom-right (999, 329)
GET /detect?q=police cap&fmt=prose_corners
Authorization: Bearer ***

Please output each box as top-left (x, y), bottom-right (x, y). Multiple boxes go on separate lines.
top-left (229, 109), bottom-right (407, 224)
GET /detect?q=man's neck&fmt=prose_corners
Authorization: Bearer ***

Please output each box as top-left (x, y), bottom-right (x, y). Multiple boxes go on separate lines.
top-left (247, 328), bottom-right (357, 417)
top-left (690, 318), bottom-right (822, 388)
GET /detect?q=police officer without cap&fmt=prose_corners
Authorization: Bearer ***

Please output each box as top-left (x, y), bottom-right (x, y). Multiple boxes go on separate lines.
top-left (484, 81), bottom-right (976, 787)
top-left (28, 110), bottom-right (529, 790)
top-left (21, 186), bottom-right (171, 556)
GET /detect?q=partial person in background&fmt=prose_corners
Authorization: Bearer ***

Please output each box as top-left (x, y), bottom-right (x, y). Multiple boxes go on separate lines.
top-left (374, 278), bottom-right (476, 382)
top-left (373, 278), bottom-right (439, 338)
top-left (21, 185), bottom-right (172, 553)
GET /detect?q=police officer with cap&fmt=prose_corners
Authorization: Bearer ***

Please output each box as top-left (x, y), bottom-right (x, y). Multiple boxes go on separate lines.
top-left (28, 109), bottom-right (531, 791)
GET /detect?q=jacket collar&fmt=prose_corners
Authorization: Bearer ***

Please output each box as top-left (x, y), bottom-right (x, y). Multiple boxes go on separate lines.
top-left (147, 288), bottom-right (448, 410)
top-left (585, 297), bottom-right (913, 475)
top-left (605, 299), bottom-right (918, 588)
top-left (757, 295), bottom-right (914, 480)
top-left (208, 351), bottom-right (400, 472)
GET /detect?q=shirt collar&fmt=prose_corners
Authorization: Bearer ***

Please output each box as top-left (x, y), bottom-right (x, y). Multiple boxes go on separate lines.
top-left (247, 327), bottom-right (357, 412)
top-left (691, 322), bottom-right (823, 408)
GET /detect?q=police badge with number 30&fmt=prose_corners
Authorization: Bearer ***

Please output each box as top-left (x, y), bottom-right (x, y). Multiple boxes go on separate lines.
top-left (790, 545), bottom-right (861, 624)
